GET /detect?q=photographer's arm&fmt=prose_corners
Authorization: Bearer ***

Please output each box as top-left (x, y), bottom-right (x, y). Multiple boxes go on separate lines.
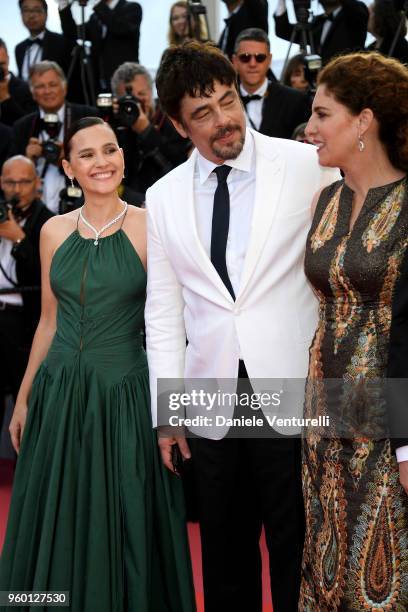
top-left (9, 219), bottom-right (59, 453)
top-left (57, 1), bottom-right (82, 40)
top-left (274, 0), bottom-right (298, 43)
top-left (338, 0), bottom-right (369, 32)
top-left (244, 0), bottom-right (269, 32)
top-left (93, 1), bottom-right (142, 36)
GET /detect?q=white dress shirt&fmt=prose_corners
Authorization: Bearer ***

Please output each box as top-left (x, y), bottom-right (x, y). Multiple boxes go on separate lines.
top-left (194, 130), bottom-right (255, 299)
top-left (37, 105), bottom-right (66, 215)
top-left (21, 30), bottom-right (45, 81)
top-left (0, 219), bottom-right (27, 306)
top-left (239, 79), bottom-right (268, 132)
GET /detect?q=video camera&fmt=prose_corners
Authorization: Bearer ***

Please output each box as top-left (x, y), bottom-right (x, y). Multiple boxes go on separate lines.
top-left (40, 114), bottom-right (62, 165)
top-left (0, 196), bottom-right (20, 224)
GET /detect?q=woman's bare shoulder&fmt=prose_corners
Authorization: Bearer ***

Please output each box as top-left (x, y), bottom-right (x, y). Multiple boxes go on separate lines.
top-left (40, 210), bottom-right (79, 249)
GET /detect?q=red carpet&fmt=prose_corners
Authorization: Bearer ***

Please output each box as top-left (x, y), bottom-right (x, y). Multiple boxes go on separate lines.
top-left (1, 460), bottom-right (273, 611)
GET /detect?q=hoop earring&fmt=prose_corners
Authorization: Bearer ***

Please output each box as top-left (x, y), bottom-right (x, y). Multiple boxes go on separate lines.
top-left (358, 137), bottom-right (365, 152)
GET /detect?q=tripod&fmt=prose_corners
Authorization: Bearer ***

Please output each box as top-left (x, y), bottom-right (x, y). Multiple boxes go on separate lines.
top-left (388, 0), bottom-right (408, 57)
top-left (280, 6), bottom-right (317, 84)
top-left (66, 0), bottom-right (96, 106)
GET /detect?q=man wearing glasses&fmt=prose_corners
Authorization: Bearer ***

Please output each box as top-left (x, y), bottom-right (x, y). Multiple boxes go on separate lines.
top-left (0, 155), bottom-right (53, 438)
top-left (15, 0), bottom-right (71, 83)
top-left (232, 28), bottom-right (311, 139)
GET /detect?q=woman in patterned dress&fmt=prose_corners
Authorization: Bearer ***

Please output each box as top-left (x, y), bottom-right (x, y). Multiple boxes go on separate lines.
top-left (300, 52), bottom-right (408, 610)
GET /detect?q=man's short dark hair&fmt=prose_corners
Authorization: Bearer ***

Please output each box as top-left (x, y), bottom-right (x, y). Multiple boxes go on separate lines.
top-left (156, 41), bottom-right (238, 123)
top-left (19, 0), bottom-right (48, 11)
top-left (0, 38), bottom-right (7, 52)
top-left (234, 28), bottom-right (271, 54)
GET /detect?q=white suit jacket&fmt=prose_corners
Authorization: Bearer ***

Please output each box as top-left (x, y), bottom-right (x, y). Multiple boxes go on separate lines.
top-left (145, 129), bottom-right (339, 437)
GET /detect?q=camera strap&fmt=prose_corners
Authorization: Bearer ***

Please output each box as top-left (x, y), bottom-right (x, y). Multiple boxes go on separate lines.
top-left (0, 240), bottom-right (18, 288)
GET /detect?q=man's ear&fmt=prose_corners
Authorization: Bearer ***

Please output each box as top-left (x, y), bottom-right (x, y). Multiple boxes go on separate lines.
top-left (169, 116), bottom-right (188, 139)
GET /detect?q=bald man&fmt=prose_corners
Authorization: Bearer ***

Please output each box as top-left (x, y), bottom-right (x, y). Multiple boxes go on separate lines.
top-left (0, 155), bottom-right (53, 435)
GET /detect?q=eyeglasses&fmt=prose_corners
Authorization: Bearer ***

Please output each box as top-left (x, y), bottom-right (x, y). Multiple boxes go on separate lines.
top-left (2, 179), bottom-right (35, 188)
top-left (21, 8), bottom-right (46, 15)
top-left (237, 53), bottom-right (268, 64)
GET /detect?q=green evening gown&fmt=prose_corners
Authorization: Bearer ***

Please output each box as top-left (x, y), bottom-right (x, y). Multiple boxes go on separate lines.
top-left (0, 227), bottom-right (196, 612)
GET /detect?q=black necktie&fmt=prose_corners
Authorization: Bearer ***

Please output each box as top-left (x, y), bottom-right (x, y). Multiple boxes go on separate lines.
top-left (211, 165), bottom-right (235, 300)
top-left (241, 94), bottom-right (262, 106)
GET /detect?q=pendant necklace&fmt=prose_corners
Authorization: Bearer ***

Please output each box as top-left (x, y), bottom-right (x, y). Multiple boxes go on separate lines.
top-left (79, 201), bottom-right (128, 246)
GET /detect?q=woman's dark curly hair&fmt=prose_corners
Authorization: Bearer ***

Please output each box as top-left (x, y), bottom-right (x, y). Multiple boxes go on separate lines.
top-left (318, 52), bottom-right (408, 172)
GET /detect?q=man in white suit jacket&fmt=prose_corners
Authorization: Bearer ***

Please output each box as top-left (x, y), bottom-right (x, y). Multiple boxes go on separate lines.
top-left (145, 42), bottom-right (339, 612)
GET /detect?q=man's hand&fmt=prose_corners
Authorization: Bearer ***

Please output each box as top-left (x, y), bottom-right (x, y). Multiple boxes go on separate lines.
top-left (0, 78), bottom-right (10, 103)
top-left (399, 460), bottom-right (408, 495)
top-left (158, 433), bottom-right (191, 474)
top-left (131, 103), bottom-right (150, 134)
top-left (26, 137), bottom-right (42, 161)
top-left (0, 210), bottom-right (25, 242)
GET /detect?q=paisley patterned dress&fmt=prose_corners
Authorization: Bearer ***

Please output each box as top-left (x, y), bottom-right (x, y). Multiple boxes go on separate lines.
top-left (300, 177), bottom-right (408, 611)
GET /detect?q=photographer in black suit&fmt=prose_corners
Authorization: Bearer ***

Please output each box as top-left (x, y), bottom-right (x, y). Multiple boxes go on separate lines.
top-left (0, 39), bottom-right (36, 127)
top-left (274, 0), bottom-right (369, 64)
top-left (219, 0), bottom-right (269, 59)
top-left (15, 0), bottom-right (72, 81)
top-left (0, 155), bottom-right (53, 434)
top-left (57, 0), bottom-right (142, 92)
top-left (110, 62), bottom-right (191, 196)
top-left (232, 28), bottom-right (310, 139)
top-left (10, 61), bottom-right (96, 214)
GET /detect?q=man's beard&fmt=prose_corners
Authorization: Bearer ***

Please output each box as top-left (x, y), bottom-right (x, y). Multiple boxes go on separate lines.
top-left (210, 124), bottom-right (245, 161)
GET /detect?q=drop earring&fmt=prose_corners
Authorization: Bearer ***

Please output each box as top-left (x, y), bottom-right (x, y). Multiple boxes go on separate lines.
top-left (358, 137), bottom-right (365, 152)
top-left (70, 177), bottom-right (75, 188)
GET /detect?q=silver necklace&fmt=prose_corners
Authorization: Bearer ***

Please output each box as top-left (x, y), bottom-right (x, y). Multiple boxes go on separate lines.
top-left (79, 202), bottom-right (128, 246)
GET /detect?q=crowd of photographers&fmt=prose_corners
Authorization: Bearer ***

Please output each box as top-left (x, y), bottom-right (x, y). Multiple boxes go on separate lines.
top-left (0, 0), bottom-right (407, 437)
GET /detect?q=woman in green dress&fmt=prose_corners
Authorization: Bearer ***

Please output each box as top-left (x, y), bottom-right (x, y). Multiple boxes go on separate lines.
top-left (0, 117), bottom-right (196, 612)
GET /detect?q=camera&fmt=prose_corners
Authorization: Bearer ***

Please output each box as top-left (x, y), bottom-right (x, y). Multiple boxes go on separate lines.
top-left (117, 86), bottom-right (141, 128)
top-left (97, 93), bottom-right (114, 124)
top-left (0, 196), bottom-right (20, 224)
top-left (58, 185), bottom-right (83, 215)
top-left (40, 114), bottom-right (62, 165)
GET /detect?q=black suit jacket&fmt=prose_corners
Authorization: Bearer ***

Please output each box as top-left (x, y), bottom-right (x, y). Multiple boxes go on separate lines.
top-left (15, 29), bottom-right (72, 79)
top-left (274, 0), bottom-right (368, 64)
top-left (10, 101), bottom-right (97, 157)
top-left (367, 37), bottom-right (408, 65)
top-left (219, 0), bottom-right (269, 59)
top-left (255, 80), bottom-right (311, 139)
top-left (0, 73), bottom-right (36, 127)
top-left (11, 200), bottom-right (54, 339)
top-left (59, 0), bottom-right (142, 91)
top-left (118, 103), bottom-right (190, 196)
top-left (0, 123), bottom-right (11, 172)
